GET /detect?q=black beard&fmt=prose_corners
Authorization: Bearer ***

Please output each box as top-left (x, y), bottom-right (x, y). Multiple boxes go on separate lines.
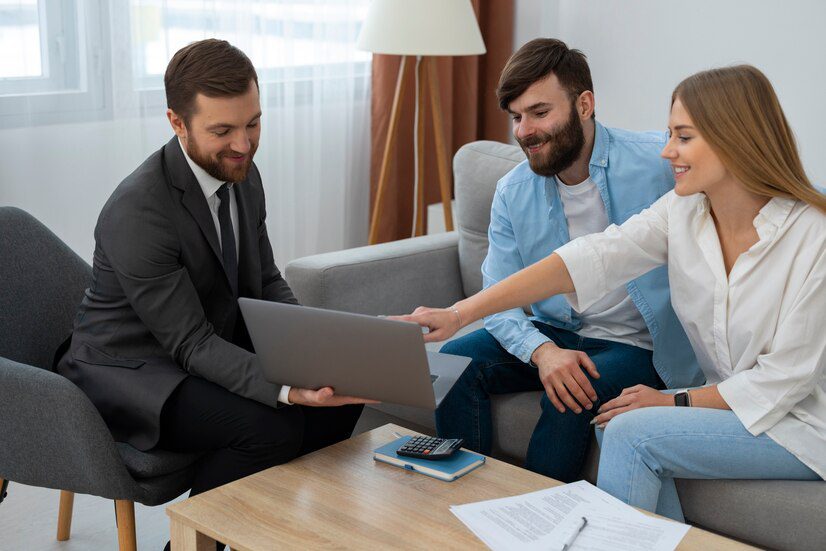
top-left (518, 104), bottom-right (585, 177)
top-left (186, 136), bottom-right (257, 183)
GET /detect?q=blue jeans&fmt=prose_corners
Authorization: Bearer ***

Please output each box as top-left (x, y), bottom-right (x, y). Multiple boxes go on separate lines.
top-left (596, 406), bottom-right (821, 522)
top-left (436, 322), bottom-right (661, 482)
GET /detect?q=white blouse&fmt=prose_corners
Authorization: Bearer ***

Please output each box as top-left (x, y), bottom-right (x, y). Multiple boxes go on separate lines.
top-left (556, 191), bottom-right (826, 479)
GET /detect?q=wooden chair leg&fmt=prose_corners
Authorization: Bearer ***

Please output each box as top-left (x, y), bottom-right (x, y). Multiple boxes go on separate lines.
top-left (0, 478), bottom-right (9, 504)
top-left (114, 499), bottom-right (137, 551)
top-left (56, 490), bottom-right (75, 541)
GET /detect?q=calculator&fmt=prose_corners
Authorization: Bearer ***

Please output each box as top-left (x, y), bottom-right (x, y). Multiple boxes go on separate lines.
top-left (396, 436), bottom-right (464, 460)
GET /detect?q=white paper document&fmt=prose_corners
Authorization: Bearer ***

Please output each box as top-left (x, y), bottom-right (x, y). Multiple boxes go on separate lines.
top-left (450, 481), bottom-right (689, 551)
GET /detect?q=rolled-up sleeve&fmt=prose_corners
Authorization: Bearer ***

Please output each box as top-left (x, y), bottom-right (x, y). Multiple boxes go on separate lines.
top-left (555, 192), bottom-right (672, 312)
top-left (718, 253), bottom-right (826, 435)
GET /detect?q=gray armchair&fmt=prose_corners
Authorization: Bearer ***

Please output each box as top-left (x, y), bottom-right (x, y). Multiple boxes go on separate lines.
top-left (286, 141), bottom-right (826, 550)
top-left (0, 207), bottom-right (200, 550)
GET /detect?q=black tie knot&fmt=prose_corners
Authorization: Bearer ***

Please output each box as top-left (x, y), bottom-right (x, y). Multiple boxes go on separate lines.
top-left (217, 182), bottom-right (230, 200)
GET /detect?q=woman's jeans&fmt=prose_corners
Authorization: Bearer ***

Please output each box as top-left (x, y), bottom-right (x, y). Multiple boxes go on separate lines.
top-left (596, 406), bottom-right (821, 522)
top-left (435, 322), bottom-right (660, 482)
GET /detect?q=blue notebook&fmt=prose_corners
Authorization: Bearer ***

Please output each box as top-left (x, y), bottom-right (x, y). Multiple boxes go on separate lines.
top-left (373, 436), bottom-right (486, 482)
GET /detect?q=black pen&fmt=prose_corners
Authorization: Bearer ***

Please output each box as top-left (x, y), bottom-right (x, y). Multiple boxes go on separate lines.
top-left (561, 516), bottom-right (588, 551)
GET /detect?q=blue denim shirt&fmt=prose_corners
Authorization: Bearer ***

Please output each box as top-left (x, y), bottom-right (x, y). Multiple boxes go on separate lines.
top-left (482, 121), bottom-right (703, 389)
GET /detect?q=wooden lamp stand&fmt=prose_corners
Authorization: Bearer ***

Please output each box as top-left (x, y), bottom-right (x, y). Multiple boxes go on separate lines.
top-left (368, 56), bottom-right (455, 244)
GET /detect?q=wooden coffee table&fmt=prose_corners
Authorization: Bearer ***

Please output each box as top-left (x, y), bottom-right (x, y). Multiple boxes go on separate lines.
top-left (167, 423), bottom-right (755, 550)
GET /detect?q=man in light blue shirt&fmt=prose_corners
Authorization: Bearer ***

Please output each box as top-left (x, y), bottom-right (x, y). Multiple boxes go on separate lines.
top-left (436, 39), bottom-right (702, 482)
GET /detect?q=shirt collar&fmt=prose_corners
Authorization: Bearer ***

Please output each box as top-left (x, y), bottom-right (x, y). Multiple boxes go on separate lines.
top-left (754, 196), bottom-right (796, 229)
top-left (696, 194), bottom-right (796, 239)
top-left (588, 120), bottom-right (609, 169)
top-left (178, 138), bottom-right (230, 200)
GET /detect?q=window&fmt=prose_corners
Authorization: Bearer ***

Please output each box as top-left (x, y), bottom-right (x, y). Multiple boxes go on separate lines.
top-left (0, 0), bottom-right (107, 127)
top-left (0, 0), bottom-right (43, 79)
top-left (0, 0), bottom-right (371, 127)
top-left (129, 0), bottom-right (372, 90)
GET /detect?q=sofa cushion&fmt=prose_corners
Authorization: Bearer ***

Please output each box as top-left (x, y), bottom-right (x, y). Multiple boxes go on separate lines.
top-left (453, 141), bottom-right (524, 297)
top-left (677, 478), bottom-right (826, 551)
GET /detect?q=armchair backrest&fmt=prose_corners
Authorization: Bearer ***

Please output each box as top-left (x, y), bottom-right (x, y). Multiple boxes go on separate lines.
top-left (0, 207), bottom-right (91, 370)
top-left (452, 141), bottom-right (524, 297)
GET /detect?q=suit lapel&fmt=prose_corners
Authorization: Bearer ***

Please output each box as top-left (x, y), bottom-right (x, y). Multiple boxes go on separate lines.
top-left (163, 138), bottom-right (224, 272)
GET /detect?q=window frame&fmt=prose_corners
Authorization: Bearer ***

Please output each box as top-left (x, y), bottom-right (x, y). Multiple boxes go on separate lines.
top-left (0, 0), bottom-right (111, 128)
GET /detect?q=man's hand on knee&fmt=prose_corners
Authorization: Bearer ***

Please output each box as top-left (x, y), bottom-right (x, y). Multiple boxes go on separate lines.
top-left (531, 342), bottom-right (600, 414)
top-left (288, 386), bottom-right (380, 407)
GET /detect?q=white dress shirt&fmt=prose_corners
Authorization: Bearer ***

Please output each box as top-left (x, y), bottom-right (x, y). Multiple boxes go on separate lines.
top-left (556, 176), bottom-right (652, 350)
top-left (180, 140), bottom-right (292, 405)
top-left (556, 191), bottom-right (826, 479)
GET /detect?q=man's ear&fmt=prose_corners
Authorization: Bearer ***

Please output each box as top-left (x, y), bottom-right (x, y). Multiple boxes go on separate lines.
top-left (577, 91), bottom-right (595, 120)
top-left (167, 109), bottom-right (188, 140)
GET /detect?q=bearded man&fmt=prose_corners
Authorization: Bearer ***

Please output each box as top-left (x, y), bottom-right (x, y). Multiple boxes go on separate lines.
top-left (435, 39), bottom-right (702, 481)
top-left (55, 39), bottom-right (370, 522)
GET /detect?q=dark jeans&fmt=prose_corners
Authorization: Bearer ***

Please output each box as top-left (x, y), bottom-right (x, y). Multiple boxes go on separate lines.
top-left (435, 322), bottom-right (661, 482)
top-left (159, 375), bottom-right (363, 550)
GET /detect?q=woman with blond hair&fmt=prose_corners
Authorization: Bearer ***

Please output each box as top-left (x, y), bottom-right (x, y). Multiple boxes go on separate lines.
top-left (397, 65), bottom-right (825, 520)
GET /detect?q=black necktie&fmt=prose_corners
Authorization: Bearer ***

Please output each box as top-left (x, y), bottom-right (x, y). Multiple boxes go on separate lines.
top-left (216, 184), bottom-right (238, 296)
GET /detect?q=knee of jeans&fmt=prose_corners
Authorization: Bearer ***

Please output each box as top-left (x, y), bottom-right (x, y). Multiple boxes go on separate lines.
top-left (604, 409), bottom-right (664, 467)
top-left (440, 337), bottom-right (473, 357)
top-left (603, 408), bottom-right (654, 448)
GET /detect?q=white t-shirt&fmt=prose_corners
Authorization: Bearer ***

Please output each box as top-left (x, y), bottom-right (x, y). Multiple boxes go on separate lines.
top-left (555, 176), bottom-right (652, 350)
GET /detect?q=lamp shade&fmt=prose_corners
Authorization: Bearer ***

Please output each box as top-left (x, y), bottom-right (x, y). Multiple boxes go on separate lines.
top-left (357, 0), bottom-right (486, 56)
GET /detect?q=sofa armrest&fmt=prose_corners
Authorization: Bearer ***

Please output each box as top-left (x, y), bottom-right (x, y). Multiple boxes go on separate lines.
top-left (285, 232), bottom-right (464, 315)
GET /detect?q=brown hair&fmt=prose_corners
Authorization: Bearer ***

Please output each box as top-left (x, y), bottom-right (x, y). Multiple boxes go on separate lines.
top-left (164, 39), bottom-right (258, 124)
top-left (674, 65), bottom-right (825, 213)
top-left (496, 38), bottom-right (594, 117)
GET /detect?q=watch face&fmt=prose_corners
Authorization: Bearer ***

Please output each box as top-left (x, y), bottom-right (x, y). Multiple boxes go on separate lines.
top-left (675, 392), bottom-right (688, 407)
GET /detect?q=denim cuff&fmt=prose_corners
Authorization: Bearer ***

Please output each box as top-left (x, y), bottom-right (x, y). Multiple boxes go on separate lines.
top-left (519, 332), bottom-right (552, 365)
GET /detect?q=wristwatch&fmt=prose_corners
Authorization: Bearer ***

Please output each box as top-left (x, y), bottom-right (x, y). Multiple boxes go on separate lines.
top-left (674, 390), bottom-right (692, 407)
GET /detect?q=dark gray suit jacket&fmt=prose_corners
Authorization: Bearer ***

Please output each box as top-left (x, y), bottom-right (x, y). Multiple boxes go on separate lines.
top-left (56, 137), bottom-right (297, 451)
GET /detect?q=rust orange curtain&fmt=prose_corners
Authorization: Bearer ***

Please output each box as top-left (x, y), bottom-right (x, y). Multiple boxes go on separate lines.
top-left (368, 0), bottom-right (514, 244)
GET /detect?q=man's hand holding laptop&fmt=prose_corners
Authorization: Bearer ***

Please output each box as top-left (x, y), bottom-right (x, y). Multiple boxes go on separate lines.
top-left (288, 386), bottom-right (380, 407)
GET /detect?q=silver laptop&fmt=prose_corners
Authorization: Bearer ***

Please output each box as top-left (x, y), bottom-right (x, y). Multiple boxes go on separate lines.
top-left (238, 298), bottom-right (471, 410)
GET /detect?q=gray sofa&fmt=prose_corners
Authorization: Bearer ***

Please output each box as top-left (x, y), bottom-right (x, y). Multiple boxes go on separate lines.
top-left (286, 140), bottom-right (826, 550)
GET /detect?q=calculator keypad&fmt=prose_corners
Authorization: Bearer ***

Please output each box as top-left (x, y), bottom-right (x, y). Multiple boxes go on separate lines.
top-left (397, 436), bottom-right (463, 460)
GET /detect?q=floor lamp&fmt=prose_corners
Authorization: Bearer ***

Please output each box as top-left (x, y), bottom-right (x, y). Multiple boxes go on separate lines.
top-left (358, 0), bottom-right (486, 244)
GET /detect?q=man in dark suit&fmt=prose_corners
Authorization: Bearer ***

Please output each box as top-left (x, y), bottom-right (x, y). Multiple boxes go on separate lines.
top-left (55, 39), bottom-right (370, 506)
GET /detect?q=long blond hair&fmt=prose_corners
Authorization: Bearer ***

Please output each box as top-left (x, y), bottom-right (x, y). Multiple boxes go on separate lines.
top-left (673, 65), bottom-right (826, 212)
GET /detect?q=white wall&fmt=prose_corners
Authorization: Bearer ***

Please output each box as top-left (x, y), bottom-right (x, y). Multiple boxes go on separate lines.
top-left (0, 118), bottom-right (169, 265)
top-left (514, 0), bottom-right (826, 185)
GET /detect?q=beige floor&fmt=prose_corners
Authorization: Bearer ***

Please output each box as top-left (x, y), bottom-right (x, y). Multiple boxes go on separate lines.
top-left (1, 483), bottom-right (187, 551)
top-left (0, 407), bottom-right (404, 551)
